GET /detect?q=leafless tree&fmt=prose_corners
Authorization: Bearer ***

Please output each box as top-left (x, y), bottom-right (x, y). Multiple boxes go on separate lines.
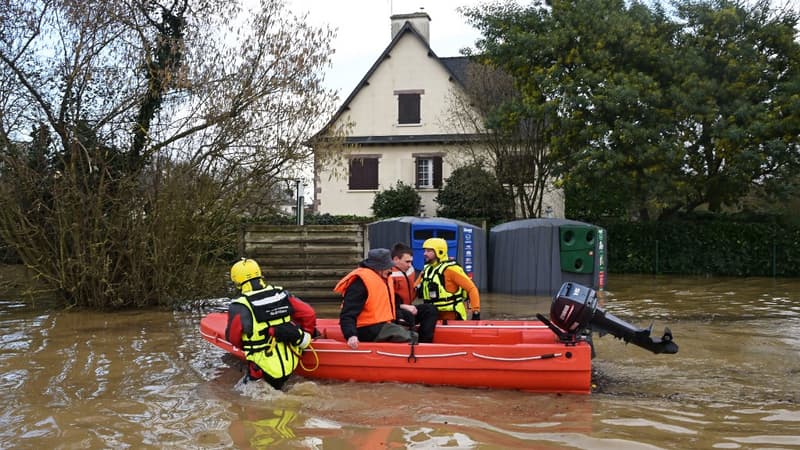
top-left (445, 59), bottom-right (557, 218)
top-left (0, 0), bottom-right (345, 307)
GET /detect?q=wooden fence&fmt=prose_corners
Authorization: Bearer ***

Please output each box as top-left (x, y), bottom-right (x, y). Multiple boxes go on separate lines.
top-left (239, 224), bottom-right (368, 302)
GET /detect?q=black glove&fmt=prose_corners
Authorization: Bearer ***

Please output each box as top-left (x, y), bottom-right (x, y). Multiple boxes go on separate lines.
top-left (471, 311), bottom-right (481, 321)
top-left (273, 323), bottom-right (302, 344)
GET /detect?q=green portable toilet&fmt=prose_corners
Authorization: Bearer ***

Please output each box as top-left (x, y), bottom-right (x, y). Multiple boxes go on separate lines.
top-left (558, 224), bottom-right (597, 274)
top-left (489, 219), bottom-right (606, 296)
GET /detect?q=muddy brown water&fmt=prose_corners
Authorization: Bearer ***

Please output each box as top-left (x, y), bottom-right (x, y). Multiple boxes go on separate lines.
top-left (1, 274), bottom-right (798, 449)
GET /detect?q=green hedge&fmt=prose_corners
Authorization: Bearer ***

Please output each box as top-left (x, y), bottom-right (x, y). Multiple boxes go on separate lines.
top-left (241, 213), bottom-right (800, 277)
top-left (599, 219), bottom-right (800, 277)
top-left (242, 212), bottom-right (373, 225)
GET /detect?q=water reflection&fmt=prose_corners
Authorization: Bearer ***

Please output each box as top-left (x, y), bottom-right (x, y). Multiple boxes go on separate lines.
top-left (0, 274), bottom-right (798, 448)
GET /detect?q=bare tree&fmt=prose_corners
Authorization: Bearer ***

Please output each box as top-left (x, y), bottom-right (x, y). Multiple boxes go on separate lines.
top-left (0, 0), bottom-right (343, 307)
top-left (445, 59), bottom-right (557, 218)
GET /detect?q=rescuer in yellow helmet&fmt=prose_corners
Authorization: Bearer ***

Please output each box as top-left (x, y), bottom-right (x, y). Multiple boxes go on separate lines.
top-left (226, 258), bottom-right (317, 389)
top-left (416, 238), bottom-right (481, 321)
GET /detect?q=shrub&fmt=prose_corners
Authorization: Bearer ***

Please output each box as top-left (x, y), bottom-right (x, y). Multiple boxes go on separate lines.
top-left (371, 181), bottom-right (421, 218)
top-left (435, 164), bottom-right (512, 223)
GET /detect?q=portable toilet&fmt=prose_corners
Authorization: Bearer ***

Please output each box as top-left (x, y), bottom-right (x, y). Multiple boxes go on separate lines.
top-left (489, 218), bottom-right (606, 296)
top-left (368, 216), bottom-right (487, 290)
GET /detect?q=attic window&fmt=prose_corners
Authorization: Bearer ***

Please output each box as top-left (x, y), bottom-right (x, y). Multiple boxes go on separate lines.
top-left (395, 89), bottom-right (423, 125)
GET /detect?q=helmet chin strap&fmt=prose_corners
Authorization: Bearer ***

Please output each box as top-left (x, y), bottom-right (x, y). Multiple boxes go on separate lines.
top-left (240, 278), bottom-right (265, 293)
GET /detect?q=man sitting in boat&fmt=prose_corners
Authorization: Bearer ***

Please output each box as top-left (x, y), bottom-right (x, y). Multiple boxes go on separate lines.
top-left (417, 238), bottom-right (481, 321)
top-left (336, 248), bottom-right (417, 349)
top-left (226, 258), bottom-right (317, 389)
top-left (390, 242), bottom-right (437, 343)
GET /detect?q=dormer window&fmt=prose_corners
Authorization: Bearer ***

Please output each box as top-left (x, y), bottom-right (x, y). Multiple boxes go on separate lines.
top-left (395, 89), bottom-right (423, 125)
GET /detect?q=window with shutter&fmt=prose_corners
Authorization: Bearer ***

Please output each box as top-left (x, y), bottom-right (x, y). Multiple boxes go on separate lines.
top-left (415, 156), bottom-right (442, 189)
top-left (398, 93), bottom-right (420, 124)
top-left (349, 157), bottom-right (379, 190)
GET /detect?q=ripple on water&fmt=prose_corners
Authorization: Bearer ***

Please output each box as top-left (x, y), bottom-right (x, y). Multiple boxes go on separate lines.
top-left (601, 418), bottom-right (698, 435)
top-left (733, 408), bottom-right (800, 422)
top-left (3, 274), bottom-right (800, 449)
top-left (723, 434), bottom-right (800, 446)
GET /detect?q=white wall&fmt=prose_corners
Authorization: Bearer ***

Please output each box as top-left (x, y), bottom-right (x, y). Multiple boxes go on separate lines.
top-left (316, 144), bottom-right (460, 217)
top-left (314, 25), bottom-right (566, 219)
top-left (316, 32), bottom-right (463, 217)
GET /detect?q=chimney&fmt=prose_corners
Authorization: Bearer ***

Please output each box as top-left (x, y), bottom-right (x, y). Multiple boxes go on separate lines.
top-left (390, 10), bottom-right (431, 44)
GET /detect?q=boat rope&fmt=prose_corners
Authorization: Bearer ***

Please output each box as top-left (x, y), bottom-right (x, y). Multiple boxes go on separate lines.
top-left (200, 331), bottom-right (242, 354)
top-left (471, 352), bottom-right (562, 362)
top-left (375, 350), bottom-right (468, 358)
top-left (306, 348), bottom-right (372, 354)
top-left (297, 343), bottom-right (320, 372)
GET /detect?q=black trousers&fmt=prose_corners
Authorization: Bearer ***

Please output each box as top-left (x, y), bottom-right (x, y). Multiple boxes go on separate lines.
top-left (397, 303), bottom-right (437, 343)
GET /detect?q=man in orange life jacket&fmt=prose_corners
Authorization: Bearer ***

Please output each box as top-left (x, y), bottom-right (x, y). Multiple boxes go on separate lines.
top-left (336, 248), bottom-right (416, 350)
top-left (225, 258), bottom-right (317, 389)
top-left (390, 242), bottom-right (437, 343)
top-left (417, 238), bottom-right (481, 321)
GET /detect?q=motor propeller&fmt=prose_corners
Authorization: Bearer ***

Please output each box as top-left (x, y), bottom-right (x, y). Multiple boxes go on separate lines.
top-left (537, 282), bottom-right (679, 355)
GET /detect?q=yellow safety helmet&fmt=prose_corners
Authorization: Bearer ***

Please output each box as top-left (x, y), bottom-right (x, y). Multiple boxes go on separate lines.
top-left (230, 258), bottom-right (262, 287)
top-left (422, 237), bottom-right (449, 261)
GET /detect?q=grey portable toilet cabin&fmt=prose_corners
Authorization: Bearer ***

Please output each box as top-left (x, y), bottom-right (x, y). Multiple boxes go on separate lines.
top-left (368, 216), bottom-right (487, 290)
top-left (489, 218), bottom-right (606, 296)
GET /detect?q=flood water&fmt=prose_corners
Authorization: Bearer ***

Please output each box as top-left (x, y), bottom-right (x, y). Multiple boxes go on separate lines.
top-left (1, 274), bottom-right (799, 449)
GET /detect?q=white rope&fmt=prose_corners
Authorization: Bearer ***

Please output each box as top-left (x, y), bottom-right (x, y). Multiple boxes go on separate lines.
top-left (307, 349), bottom-right (372, 354)
top-left (200, 331), bottom-right (241, 353)
top-left (471, 352), bottom-right (562, 362)
top-left (375, 350), bottom-right (468, 358)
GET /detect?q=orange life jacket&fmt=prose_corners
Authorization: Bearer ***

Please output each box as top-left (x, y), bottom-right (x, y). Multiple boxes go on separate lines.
top-left (390, 266), bottom-right (416, 305)
top-left (334, 267), bottom-right (395, 328)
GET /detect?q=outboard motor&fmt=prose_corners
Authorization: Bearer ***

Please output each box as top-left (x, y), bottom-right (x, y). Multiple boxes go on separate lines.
top-left (537, 282), bottom-right (679, 355)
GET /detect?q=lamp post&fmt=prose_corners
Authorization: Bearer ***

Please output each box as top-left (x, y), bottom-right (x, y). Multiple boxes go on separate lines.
top-left (295, 179), bottom-right (305, 225)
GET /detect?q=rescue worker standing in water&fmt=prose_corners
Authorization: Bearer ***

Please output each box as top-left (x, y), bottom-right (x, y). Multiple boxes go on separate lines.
top-left (417, 238), bottom-right (481, 321)
top-left (226, 258), bottom-right (317, 389)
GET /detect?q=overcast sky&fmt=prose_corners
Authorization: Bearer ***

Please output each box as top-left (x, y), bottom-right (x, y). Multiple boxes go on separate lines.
top-left (284, 0), bottom-right (800, 100)
top-left (286, 0), bottom-right (494, 98)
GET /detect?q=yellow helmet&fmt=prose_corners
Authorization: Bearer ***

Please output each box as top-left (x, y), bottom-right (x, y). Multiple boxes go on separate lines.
top-left (422, 237), bottom-right (449, 261)
top-left (230, 258), bottom-right (262, 287)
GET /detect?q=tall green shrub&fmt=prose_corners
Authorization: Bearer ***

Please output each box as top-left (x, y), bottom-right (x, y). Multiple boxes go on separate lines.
top-left (371, 181), bottom-right (421, 218)
top-left (436, 164), bottom-right (512, 223)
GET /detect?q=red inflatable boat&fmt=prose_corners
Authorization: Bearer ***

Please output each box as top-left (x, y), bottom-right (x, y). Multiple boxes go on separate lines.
top-left (200, 313), bottom-right (593, 394)
top-left (200, 281), bottom-right (679, 394)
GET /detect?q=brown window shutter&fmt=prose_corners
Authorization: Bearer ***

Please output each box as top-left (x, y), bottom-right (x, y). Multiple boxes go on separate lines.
top-left (433, 156), bottom-right (442, 188)
top-left (398, 93), bottom-right (420, 124)
top-left (349, 158), bottom-right (379, 190)
top-left (415, 158), bottom-right (422, 188)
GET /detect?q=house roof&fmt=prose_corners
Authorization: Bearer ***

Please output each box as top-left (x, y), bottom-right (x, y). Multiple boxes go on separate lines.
top-left (314, 20), bottom-right (471, 143)
top-left (344, 133), bottom-right (480, 145)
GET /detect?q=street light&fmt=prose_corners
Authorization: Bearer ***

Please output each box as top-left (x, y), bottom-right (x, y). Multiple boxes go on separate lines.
top-left (295, 178), bottom-right (306, 225)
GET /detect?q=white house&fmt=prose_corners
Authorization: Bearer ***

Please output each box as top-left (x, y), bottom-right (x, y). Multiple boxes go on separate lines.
top-left (312, 12), bottom-right (564, 218)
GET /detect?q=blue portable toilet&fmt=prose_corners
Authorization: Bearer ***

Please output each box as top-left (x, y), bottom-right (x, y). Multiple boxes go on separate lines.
top-left (488, 218), bottom-right (606, 296)
top-left (368, 216), bottom-right (487, 290)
